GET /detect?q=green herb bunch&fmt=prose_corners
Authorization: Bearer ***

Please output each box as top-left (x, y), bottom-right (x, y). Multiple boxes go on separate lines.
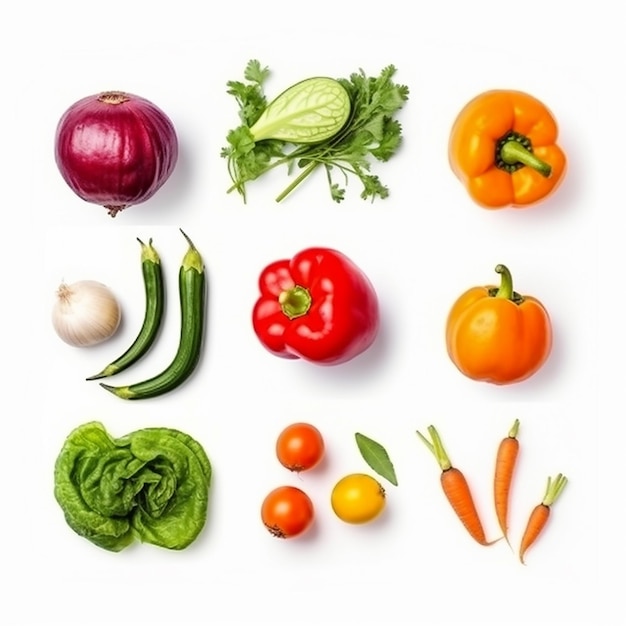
top-left (221, 60), bottom-right (409, 203)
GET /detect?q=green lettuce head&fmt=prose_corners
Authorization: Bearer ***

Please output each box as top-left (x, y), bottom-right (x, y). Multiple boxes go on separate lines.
top-left (54, 421), bottom-right (212, 552)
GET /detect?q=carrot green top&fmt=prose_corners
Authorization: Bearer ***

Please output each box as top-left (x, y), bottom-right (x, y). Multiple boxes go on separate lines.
top-left (541, 473), bottom-right (568, 507)
top-left (416, 425), bottom-right (453, 471)
top-left (507, 418), bottom-right (520, 439)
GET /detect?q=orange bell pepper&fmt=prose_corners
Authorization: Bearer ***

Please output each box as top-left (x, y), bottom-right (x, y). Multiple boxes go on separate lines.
top-left (445, 264), bottom-right (552, 385)
top-left (449, 90), bottom-right (566, 209)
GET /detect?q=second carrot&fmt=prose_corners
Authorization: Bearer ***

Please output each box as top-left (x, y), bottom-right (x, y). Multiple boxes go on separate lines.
top-left (493, 419), bottom-right (520, 545)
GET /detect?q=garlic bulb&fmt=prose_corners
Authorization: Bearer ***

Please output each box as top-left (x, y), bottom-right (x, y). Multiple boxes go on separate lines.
top-left (52, 280), bottom-right (122, 347)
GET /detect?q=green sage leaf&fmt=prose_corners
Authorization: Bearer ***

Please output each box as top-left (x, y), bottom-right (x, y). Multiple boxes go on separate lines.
top-left (355, 432), bottom-right (398, 486)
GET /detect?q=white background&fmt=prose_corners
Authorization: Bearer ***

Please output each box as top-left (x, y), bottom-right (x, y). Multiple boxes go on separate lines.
top-left (1, 1), bottom-right (617, 624)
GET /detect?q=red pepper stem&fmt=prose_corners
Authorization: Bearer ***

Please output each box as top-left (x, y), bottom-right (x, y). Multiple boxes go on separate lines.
top-left (500, 141), bottom-right (552, 178)
top-left (279, 285), bottom-right (311, 320)
top-left (494, 264), bottom-right (514, 300)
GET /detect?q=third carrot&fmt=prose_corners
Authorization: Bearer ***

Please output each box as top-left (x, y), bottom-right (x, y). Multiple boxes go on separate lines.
top-left (519, 473), bottom-right (568, 564)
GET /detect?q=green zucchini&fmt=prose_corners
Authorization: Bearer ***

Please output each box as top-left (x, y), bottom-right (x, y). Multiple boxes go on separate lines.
top-left (100, 230), bottom-right (206, 400)
top-left (87, 238), bottom-right (164, 380)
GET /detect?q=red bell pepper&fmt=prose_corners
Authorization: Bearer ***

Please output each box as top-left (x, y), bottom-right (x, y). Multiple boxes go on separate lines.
top-left (252, 247), bottom-right (380, 365)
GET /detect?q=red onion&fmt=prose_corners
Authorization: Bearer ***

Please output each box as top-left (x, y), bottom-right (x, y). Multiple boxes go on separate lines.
top-left (54, 91), bottom-right (179, 217)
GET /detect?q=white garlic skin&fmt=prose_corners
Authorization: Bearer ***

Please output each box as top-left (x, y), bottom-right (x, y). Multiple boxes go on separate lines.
top-left (52, 280), bottom-right (122, 347)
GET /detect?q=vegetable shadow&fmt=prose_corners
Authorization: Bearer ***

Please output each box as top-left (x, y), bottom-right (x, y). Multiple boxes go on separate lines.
top-left (544, 131), bottom-right (586, 217)
top-left (297, 310), bottom-right (392, 388)
top-left (294, 517), bottom-right (323, 544)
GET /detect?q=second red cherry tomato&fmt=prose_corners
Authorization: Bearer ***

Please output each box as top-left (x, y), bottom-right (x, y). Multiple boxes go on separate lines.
top-left (276, 422), bottom-right (325, 472)
top-left (261, 486), bottom-right (315, 539)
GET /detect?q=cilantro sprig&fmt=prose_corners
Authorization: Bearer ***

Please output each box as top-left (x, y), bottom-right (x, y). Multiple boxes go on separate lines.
top-left (221, 60), bottom-right (409, 203)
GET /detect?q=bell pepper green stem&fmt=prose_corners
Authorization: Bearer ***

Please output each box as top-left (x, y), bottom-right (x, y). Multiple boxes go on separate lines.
top-left (279, 285), bottom-right (311, 319)
top-left (500, 140), bottom-right (552, 178)
top-left (494, 264), bottom-right (514, 300)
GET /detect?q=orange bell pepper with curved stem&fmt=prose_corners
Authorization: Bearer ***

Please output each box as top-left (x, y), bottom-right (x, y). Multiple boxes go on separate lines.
top-left (449, 90), bottom-right (566, 209)
top-left (445, 264), bottom-right (552, 385)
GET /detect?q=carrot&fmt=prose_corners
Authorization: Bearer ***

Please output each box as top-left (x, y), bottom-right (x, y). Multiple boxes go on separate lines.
top-left (519, 473), bottom-right (568, 564)
top-left (493, 418), bottom-right (520, 545)
top-left (416, 425), bottom-right (496, 546)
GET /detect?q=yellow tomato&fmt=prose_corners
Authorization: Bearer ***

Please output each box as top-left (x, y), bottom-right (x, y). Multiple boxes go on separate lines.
top-left (331, 473), bottom-right (386, 524)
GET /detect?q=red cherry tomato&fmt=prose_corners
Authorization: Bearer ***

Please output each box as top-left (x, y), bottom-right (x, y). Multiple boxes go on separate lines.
top-left (261, 486), bottom-right (314, 539)
top-left (276, 422), bottom-right (325, 472)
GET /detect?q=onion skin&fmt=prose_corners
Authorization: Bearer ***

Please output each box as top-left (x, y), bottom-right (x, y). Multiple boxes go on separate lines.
top-left (54, 91), bottom-right (179, 217)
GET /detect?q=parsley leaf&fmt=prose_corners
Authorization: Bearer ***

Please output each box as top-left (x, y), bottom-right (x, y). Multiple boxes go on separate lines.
top-left (222, 61), bottom-right (409, 203)
top-left (244, 59), bottom-right (270, 85)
